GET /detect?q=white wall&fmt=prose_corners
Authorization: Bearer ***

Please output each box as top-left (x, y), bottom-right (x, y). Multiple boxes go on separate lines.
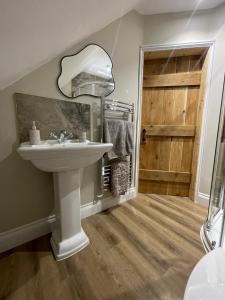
top-left (143, 3), bottom-right (225, 203)
top-left (0, 11), bottom-right (143, 232)
top-left (143, 10), bottom-right (210, 44)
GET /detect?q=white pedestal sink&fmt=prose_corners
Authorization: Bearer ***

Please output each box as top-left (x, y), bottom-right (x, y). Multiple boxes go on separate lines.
top-left (18, 140), bottom-right (112, 260)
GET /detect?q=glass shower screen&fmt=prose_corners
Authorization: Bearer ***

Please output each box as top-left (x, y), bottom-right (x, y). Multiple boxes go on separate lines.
top-left (202, 75), bottom-right (225, 251)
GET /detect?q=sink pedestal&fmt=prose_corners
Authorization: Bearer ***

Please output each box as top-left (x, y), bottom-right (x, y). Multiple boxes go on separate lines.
top-left (18, 140), bottom-right (113, 260)
top-left (50, 169), bottom-right (89, 261)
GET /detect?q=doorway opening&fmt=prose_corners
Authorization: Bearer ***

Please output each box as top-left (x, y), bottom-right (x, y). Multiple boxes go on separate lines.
top-left (138, 46), bottom-right (211, 200)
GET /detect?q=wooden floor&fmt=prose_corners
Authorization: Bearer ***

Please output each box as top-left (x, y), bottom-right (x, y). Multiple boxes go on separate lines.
top-left (0, 194), bottom-right (207, 300)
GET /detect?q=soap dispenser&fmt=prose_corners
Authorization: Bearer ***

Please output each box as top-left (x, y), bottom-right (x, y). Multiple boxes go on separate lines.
top-left (29, 121), bottom-right (40, 145)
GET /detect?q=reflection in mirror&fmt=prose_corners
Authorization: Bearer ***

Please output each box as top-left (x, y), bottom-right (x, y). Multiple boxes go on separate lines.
top-left (57, 44), bottom-right (114, 98)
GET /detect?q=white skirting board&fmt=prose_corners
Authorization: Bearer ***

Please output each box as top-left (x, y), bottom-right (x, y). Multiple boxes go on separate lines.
top-left (81, 187), bottom-right (136, 219)
top-left (0, 187), bottom-right (136, 254)
top-left (196, 192), bottom-right (209, 207)
top-left (0, 215), bottom-right (56, 254)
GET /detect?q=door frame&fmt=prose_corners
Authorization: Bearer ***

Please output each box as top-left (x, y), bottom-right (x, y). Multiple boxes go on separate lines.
top-left (134, 40), bottom-right (215, 204)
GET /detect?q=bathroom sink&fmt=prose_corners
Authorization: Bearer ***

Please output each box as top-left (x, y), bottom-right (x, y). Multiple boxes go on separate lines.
top-left (18, 140), bottom-right (112, 261)
top-left (18, 140), bottom-right (112, 172)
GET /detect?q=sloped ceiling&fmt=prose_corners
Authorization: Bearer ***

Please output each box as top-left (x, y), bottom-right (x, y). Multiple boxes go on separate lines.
top-left (0, 0), bottom-right (140, 90)
top-left (0, 0), bottom-right (224, 90)
top-left (135, 0), bottom-right (225, 15)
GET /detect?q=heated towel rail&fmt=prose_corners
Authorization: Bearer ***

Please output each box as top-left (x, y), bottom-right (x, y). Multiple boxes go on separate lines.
top-left (95, 98), bottom-right (134, 202)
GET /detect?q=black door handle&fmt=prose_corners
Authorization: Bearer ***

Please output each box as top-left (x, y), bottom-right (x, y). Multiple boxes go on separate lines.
top-left (142, 128), bottom-right (146, 142)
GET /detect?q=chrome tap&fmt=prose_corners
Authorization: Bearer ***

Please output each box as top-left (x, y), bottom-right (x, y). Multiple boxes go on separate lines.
top-left (49, 131), bottom-right (58, 140)
top-left (59, 129), bottom-right (67, 143)
top-left (49, 129), bottom-right (73, 143)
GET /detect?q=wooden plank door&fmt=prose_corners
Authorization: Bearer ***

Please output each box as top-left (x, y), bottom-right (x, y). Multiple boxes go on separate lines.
top-left (139, 53), bottom-right (203, 197)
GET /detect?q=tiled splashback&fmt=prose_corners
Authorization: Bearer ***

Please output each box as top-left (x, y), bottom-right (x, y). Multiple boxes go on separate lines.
top-left (15, 93), bottom-right (91, 143)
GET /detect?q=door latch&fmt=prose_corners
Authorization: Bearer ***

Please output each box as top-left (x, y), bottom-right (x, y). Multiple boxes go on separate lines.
top-left (142, 128), bottom-right (146, 143)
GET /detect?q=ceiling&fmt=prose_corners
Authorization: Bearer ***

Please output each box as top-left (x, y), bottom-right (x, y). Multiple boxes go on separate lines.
top-left (0, 0), bottom-right (224, 90)
top-left (0, 0), bottom-right (139, 90)
top-left (135, 0), bottom-right (225, 15)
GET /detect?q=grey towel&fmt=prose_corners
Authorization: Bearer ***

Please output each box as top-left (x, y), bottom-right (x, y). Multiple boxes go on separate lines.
top-left (104, 120), bottom-right (134, 160)
top-left (111, 158), bottom-right (129, 197)
top-left (125, 121), bottom-right (134, 155)
top-left (104, 119), bottom-right (134, 197)
top-left (104, 119), bottom-right (127, 160)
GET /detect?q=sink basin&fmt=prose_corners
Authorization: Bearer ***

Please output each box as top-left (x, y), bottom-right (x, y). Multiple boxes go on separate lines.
top-left (18, 140), bottom-right (112, 260)
top-left (18, 140), bottom-right (112, 172)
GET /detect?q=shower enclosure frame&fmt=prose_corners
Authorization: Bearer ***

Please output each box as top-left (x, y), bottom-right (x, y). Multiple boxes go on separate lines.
top-left (135, 40), bottom-right (215, 203)
top-left (201, 74), bottom-right (225, 252)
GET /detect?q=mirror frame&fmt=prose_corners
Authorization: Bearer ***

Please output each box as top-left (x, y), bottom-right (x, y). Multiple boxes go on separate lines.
top-left (57, 43), bottom-right (115, 99)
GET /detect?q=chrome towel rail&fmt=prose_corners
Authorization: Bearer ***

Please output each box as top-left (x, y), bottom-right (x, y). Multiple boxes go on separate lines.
top-left (95, 98), bottom-right (134, 202)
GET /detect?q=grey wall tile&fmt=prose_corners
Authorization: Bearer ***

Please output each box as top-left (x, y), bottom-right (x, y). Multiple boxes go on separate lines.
top-left (15, 93), bottom-right (91, 142)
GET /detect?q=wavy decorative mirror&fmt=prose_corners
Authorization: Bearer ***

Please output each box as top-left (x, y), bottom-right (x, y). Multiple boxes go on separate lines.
top-left (57, 44), bottom-right (114, 98)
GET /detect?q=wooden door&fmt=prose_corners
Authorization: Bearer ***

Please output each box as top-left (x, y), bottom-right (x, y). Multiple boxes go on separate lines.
top-left (139, 51), bottom-right (206, 197)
